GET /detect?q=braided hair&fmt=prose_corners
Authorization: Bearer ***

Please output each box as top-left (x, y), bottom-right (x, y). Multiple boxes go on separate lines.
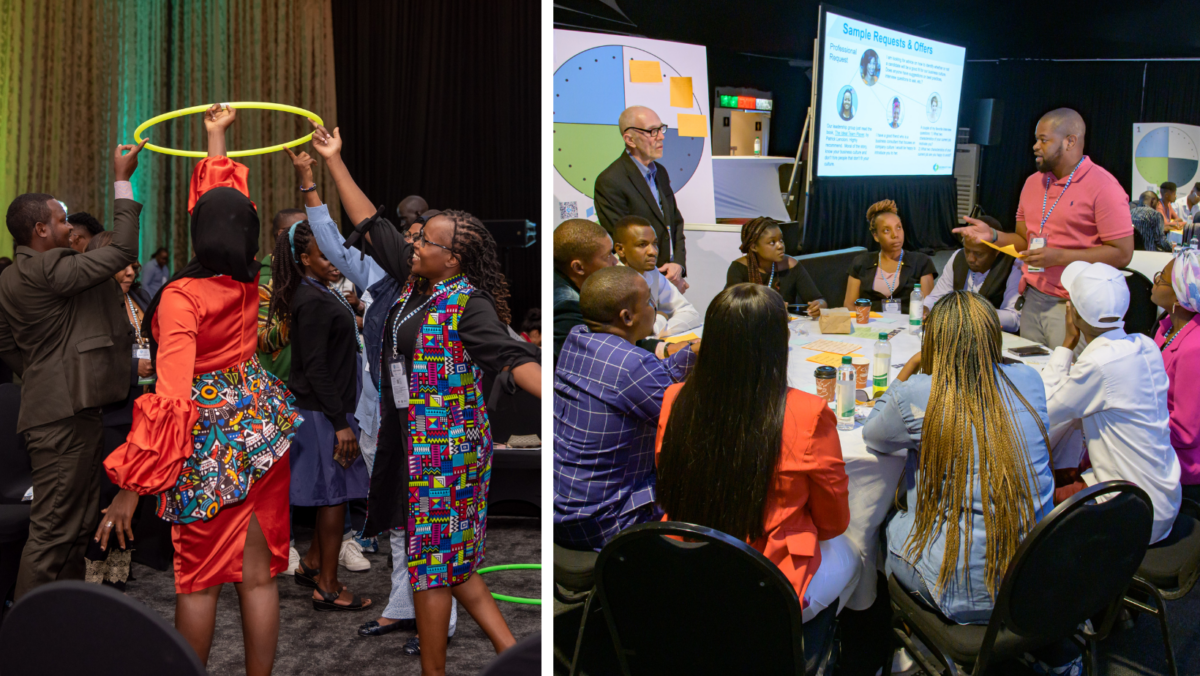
top-left (866, 199), bottom-right (899, 233)
top-left (420, 210), bottom-right (512, 324)
top-left (739, 216), bottom-right (783, 287)
top-left (267, 219), bottom-right (314, 326)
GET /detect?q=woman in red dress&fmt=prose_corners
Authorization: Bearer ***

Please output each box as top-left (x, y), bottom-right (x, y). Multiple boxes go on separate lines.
top-left (97, 105), bottom-right (299, 676)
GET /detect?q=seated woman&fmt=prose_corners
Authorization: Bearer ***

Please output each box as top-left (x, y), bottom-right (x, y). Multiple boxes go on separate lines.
top-left (1151, 249), bottom-right (1200, 502)
top-left (864, 291), bottom-right (1054, 625)
top-left (843, 200), bottom-right (935, 313)
top-left (726, 217), bottom-right (827, 317)
top-left (655, 283), bottom-right (857, 650)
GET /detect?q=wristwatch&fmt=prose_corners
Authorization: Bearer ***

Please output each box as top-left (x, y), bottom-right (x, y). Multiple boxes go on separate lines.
top-left (299, 183), bottom-right (317, 193)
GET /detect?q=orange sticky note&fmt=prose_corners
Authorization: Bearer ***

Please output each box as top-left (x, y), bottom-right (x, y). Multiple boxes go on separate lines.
top-left (806, 352), bottom-right (863, 367)
top-left (629, 60), bottom-right (662, 83)
top-left (670, 77), bottom-right (693, 107)
top-left (677, 113), bottom-right (708, 138)
top-left (664, 332), bottom-right (699, 344)
top-left (981, 238), bottom-right (1024, 259)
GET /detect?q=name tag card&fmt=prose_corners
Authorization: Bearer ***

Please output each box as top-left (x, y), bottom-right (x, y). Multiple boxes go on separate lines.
top-left (390, 361), bottom-right (409, 408)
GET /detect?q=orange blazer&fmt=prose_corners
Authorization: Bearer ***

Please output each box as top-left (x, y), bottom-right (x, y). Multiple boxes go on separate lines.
top-left (655, 385), bottom-right (850, 606)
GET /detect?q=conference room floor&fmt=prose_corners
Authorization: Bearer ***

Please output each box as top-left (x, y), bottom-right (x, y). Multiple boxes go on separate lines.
top-left (125, 515), bottom-right (541, 676)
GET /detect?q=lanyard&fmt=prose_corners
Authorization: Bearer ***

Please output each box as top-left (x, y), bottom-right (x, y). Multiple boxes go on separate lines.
top-left (767, 264), bottom-right (775, 289)
top-left (303, 278), bottom-right (364, 353)
top-left (125, 293), bottom-right (146, 346)
top-left (1036, 156), bottom-right (1085, 238)
top-left (389, 274), bottom-right (469, 359)
top-left (879, 249), bottom-right (904, 297)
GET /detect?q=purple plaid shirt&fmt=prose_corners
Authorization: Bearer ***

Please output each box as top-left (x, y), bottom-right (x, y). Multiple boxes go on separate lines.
top-left (553, 325), bottom-right (696, 550)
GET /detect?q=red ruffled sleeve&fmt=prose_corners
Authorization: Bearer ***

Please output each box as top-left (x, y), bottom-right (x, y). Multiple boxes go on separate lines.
top-left (104, 395), bottom-right (200, 495)
top-left (188, 156), bottom-right (255, 214)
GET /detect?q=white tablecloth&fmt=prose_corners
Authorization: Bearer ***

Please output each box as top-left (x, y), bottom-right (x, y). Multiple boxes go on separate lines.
top-left (712, 156), bottom-right (793, 221)
top-left (673, 314), bottom-right (1048, 609)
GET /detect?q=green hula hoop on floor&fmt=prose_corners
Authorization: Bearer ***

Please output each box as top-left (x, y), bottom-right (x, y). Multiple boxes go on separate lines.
top-left (476, 564), bottom-right (541, 605)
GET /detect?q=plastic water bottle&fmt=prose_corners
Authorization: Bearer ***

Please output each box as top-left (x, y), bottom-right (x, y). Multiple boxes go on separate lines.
top-left (754, 136), bottom-right (761, 156)
top-left (836, 356), bottom-right (856, 430)
top-left (909, 287), bottom-right (923, 336)
top-left (873, 332), bottom-right (891, 398)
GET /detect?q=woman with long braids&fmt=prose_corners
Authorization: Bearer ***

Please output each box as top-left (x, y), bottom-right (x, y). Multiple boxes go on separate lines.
top-left (655, 283), bottom-right (854, 655)
top-left (864, 291), bottom-right (1055, 624)
top-left (844, 199), bottom-right (935, 312)
top-left (308, 121), bottom-right (540, 675)
top-left (268, 219), bottom-right (372, 611)
top-left (99, 105), bottom-right (299, 675)
top-left (725, 217), bottom-right (827, 316)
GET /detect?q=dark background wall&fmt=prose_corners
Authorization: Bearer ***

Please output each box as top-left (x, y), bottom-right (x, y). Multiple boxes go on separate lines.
top-left (333, 0), bottom-right (541, 328)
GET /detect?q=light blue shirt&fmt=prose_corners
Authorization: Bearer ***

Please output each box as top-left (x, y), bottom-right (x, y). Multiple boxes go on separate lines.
top-left (142, 258), bottom-right (171, 298)
top-left (629, 151), bottom-right (661, 209)
top-left (306, 203), bottom-right (386, 437)
top-left (863, 364), bottom-right (1055, 624)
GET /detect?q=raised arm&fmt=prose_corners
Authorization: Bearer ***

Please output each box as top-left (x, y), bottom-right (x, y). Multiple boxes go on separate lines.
top-left (204, 104), bottom-right (236, 157)
top-left (309, 120), bottom-right (376, 224)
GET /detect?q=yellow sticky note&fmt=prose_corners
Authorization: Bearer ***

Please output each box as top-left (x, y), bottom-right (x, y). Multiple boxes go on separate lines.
top-left (629, 60), bottom-right (662, 83)
top-left (870, 312), bottom-right (883, 318)
top-left (670, 77), bottom-right (693, 107)
top-left (664, 332), bottom-right (699, 344)
top-left (981, 238), bottom-right (1024, 259)
top-left (677, 113), bottom-right (708, 138)
top-left (806, 352), bottom-right (863, 367)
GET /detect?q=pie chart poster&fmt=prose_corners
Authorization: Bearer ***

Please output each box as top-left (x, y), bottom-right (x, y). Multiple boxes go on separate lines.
top-left (1132, 123), bottom-right (1200, 196)
top-left (553, 30), bottom-right (716, 227)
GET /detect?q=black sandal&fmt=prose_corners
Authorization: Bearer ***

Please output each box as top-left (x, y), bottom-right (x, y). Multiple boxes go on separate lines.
top-left (403, 635), bottom-right (452, 656)
top-left (294, 560), bottom-right (320, 589)
top-left (313, 586), bottom-right (371, 612)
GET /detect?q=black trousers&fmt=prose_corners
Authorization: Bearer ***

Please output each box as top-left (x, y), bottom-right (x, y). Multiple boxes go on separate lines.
top-left (15, 410), bottom-right (104, 599)
top-left (363, 395), bottom-right (408, 537)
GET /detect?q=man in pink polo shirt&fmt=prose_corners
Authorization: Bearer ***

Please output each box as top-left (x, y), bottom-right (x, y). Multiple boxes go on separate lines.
top-left (954, 108), bottom-right (1134, 347)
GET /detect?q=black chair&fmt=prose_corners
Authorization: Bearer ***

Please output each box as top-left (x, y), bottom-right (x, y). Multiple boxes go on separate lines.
top-left (1121, 269), bottom-right (1158, 338)
top-left (887, 480), bottom-right (1154, 676)
top-left (0, 580), bottom-right (206, 675)
top-left (554, 543), bottom-right (608, 675)
top-left (1133, 226), bottom-right (1148, 251)
top-left (0, 384), bottom-right (28, 610)
top-left (479, 632), bottom-right (540, 675)
top-left (594, 521), bottom-right (838, 676)
top-left (779, 220), bottom-right (803, 257)
top-left (797, 246), bottom-right (867, 310)
top-left (1121, 498), bottom-right (1200, 676)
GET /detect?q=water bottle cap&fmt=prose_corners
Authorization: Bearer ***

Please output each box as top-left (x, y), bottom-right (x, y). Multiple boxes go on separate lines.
top-left (842, 355), bottom-right (852, 364)
top-left (879, 332), bottom-right (887, 340)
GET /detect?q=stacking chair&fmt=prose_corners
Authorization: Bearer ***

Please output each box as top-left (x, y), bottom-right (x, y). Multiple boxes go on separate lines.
top-left (0, 581), bottom-right (205, 675)
top-left (554, 543), bottom-right (607, 675)
top-left (594, 521), bottom-right (838, 676)
top-left (797, 246), bottom-right (867, 310)
top-left (887, 481), bottom-right (1153, 676)
top-left (1122, 498), bottom-right (1200, 676)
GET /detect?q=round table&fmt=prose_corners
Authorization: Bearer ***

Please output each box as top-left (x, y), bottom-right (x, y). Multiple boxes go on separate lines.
top-left (670, 313), bottom-right (1049, 610)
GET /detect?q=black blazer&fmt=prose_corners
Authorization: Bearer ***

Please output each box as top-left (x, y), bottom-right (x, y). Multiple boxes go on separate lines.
top-left (593, 152), bottom-right (687, 273)
top-left (847, 250), bottom-right (936, 313)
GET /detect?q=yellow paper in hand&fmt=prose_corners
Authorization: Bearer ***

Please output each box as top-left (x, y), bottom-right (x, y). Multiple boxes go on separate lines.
top-left (981, 238), bottom-right (1024, 259)
top-left (664, 332), bottom-right (699, 344)
top-left (670, 77), bottom-right (693, 107)
top-left (629, 60), bottom-right (662, 83)
top-left (677, 113), bottom-right (708, 138)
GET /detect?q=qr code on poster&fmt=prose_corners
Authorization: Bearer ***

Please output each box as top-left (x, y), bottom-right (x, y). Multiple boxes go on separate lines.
top-left (559, 201), bottom-right (578, 220)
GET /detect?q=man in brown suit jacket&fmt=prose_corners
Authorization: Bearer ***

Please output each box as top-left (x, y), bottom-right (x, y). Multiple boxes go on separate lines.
top-left (0, 140), bottom-right (147, 598)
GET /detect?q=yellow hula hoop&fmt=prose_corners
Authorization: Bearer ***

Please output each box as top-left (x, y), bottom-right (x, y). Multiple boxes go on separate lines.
top-left (133, 102), bottom-right (325, 158)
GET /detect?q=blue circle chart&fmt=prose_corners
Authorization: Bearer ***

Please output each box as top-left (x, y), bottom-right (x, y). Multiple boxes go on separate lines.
top-left (1135, 126), bottom-right (1198, 187)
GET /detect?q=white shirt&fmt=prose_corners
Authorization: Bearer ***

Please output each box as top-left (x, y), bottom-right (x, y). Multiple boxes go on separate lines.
top-left (642, 267), bottom-right (701, 337)
top-left (1041, 329), bottom-right (1181, 543)
top-left (1174, 197), bottom-right (1200, 224)
top-left (922, 250), bottom-right (1023, 333)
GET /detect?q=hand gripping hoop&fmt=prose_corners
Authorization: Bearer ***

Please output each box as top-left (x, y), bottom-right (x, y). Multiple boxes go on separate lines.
top-left (133, 102), bottom-right (325, 157)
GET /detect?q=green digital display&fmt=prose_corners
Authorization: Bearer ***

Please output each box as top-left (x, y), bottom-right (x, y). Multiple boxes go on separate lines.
top-left (719, 95), bottom-right (739, 108)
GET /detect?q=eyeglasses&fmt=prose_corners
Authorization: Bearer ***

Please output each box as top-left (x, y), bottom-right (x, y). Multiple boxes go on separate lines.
top-left (1154, 271), bottom-right (1169, 286)
top-left (414, 228), bottom-right (454, 254)
top-left (623, 124), bottom-right (669, 139)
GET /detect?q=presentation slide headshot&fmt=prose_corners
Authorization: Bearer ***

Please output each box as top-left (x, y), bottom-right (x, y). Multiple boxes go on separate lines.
top-left (888, 97), bottom-right (903, 128)
top-left (927, 93), bottom-right (941, 122)
top-left (859, 49), bottom-right (880, 86)
top-left (837, 86), bottom-right (857, 120)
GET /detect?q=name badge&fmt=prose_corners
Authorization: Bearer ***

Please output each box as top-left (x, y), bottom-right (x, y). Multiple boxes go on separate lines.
top-left (883, 299), bottom-right (901, 314)
top-left (134, 346), bottom-right (150, 360)
top-left (390, 360), bottom-right (409, 409)
top-left (1028, 237), bottom-right (1046, 273)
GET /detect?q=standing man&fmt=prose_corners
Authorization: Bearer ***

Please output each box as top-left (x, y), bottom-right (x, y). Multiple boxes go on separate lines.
top-left (954, 108), bottom-right (1133, 348)
top-left (66, 212), bottom-right (104, 253)
top-left (141, 246), bottom-right (171, 297)
top-left (0, 140), bottom-right (147, 598)
top-left (1157, 182), bottom-right (1186, 228)
top-left (594, 106), bottom-right (688, 294)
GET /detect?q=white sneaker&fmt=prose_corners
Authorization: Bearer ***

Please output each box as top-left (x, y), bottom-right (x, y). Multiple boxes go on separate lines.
top-left (281, 546), bottom-right (299, 576)
top-left (339, 538), bottom-right (371, 572)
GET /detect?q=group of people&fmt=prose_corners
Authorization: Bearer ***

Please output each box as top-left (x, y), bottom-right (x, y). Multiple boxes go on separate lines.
top-left (1, 104), bottom-right (540, 676)
top-left (552, 103), bottom-right (1199, 669)
top-left (1132, 181), bottom-right (1200, 252)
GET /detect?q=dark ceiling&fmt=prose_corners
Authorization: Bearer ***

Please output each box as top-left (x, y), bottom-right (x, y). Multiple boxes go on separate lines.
top-left (554, 0), bottom-right (1199, 61)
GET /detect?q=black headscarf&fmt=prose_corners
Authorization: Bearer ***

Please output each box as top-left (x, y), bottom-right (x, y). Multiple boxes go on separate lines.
top-left (142, 187), bottom-right (261, 357)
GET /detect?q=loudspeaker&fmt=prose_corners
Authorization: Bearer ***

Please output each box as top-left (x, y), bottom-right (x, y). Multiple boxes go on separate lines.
top-left (484, 219), bottom-right (537, 248)
top-left (972, 99), bottom-right (1003, 146)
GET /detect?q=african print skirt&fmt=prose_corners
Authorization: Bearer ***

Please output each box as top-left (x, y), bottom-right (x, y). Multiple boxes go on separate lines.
top-left (156, 355), bottom-right (301, 524)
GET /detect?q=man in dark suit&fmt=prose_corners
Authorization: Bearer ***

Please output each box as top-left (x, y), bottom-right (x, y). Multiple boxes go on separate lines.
top-left (594, 106), bottom-right (688, 293)
top-left (0, 140), bottom-right (146, 598)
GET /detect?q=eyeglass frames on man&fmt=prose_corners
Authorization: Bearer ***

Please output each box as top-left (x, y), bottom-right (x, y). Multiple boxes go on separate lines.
top-left (622, 124), bottom-right (669, 139)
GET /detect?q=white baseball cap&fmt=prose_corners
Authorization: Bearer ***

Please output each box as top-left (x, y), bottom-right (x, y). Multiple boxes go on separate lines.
top-left (1060, 261), bottom-right (1128, 329)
